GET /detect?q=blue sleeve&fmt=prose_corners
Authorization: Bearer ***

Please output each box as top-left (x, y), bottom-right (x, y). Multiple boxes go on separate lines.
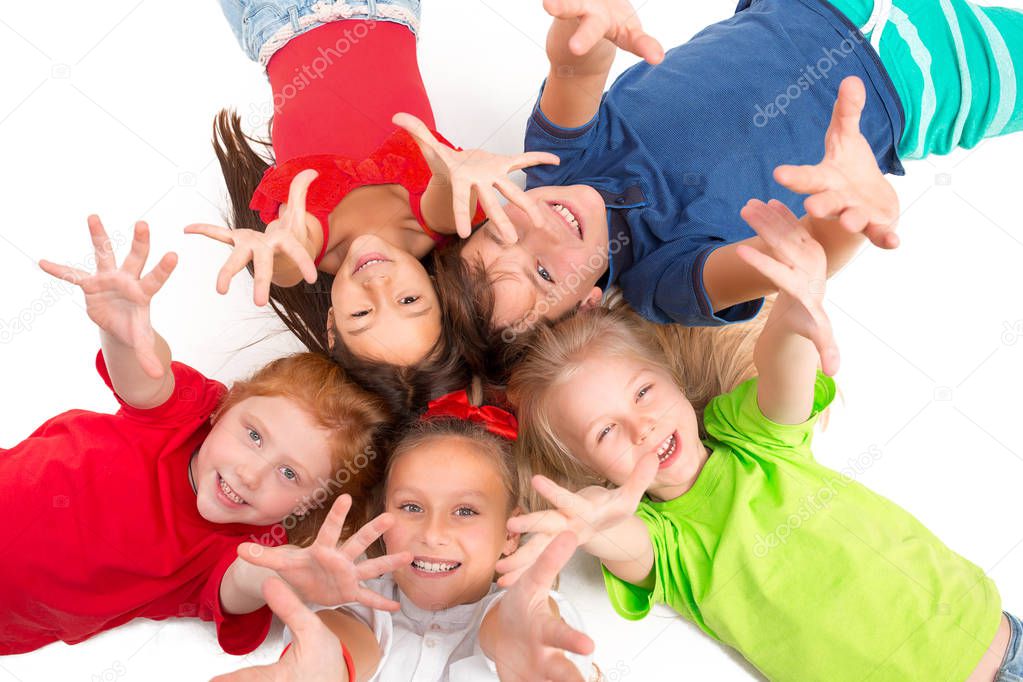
top-left (523, 80), bottom-right (602, 189)
top-left (619, 240), bottom-right (763, 327)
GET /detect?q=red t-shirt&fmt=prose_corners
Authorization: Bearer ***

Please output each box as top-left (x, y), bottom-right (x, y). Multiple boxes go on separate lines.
top-left (251, 20), bottom-right (483, 264)
top-left (0, 352), bottom-right (285, 655)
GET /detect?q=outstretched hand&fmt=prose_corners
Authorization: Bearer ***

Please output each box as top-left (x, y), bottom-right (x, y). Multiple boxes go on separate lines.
top-left (737, 200), bottom-right (840, 376)
top-left (185, 169), bottom-right (320, 307)
top-left (394, 112), bottom-right (560, 242)
top-left (39, 216), bottom-right (176, 379)
top-left (210, 578), bottom-right (345, 682)
top-left (774, 76), bottom-right (900, 250)
top-left (497, 454), bottom-right (657, 588)
top-left (237, 494), bottom-right (412, 611)
top-left (543, 0), bottom-right (665, 65)
top-left (491, 532), bottom-right (595, 682)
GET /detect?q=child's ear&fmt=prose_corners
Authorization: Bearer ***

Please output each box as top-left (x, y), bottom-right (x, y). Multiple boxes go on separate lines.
top-left (502, 506), bottom-right (524, 556)
top-left (326, 306), bottom-right (336, 352)
top-left (580, 287), bottom-right (603, 310)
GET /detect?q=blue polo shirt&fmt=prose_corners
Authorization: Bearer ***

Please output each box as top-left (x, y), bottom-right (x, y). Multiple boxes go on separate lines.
top-left (524, 0), bottom-right (905, 326)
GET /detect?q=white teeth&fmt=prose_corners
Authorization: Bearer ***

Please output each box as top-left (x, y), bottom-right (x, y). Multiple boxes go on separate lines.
top-left (412, 559), bottom-right (460, 573)
top-left (355, 259), bottom-right (387, 273)
top-left (551, 203), bottom-right (580, 232)
top-left (655, 434), bottom-right (677, 463)
top-left (219, 476), bottom-right (245, 504)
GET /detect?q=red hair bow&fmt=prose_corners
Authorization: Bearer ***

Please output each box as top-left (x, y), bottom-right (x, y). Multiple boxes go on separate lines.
top-left (424, 390), bottom-right (518, 441)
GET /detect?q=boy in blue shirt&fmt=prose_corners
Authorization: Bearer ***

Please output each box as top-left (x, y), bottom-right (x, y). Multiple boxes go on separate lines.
top-left (456, 0), bottom-right (1022, 340)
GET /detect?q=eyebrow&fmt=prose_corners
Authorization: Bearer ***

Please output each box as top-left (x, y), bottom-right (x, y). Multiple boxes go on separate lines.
top-left (349, 305), bottom-right (435, 336)
top-left (390, 487), bottom-right (488, 500)
top-left (583, 368), bottom-right (648, 436)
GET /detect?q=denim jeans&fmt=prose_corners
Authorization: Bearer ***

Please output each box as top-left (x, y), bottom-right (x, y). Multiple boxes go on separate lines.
top-left (998, 612), bottom-right (1023, 681)
top-left (218, 0), bottom-right (421, 65)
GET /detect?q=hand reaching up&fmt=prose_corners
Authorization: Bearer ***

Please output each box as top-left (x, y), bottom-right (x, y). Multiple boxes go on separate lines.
top-left (237, 494), bottom-right (412, 610)
top-left (394, 112), bottom-right (560, 242)
top-left (39, 216), bottom-right (176, 379)
top-left (185, 169), bottom-right (320, 306)
top-left (491, 532), bottom-right (595, 682)
top-left (774, 76), bottom-right (900, 250)
top-left (543, 0), bottom-right (664, 65)
top-left (737, 200), bottom-right (840, 376)
top-left (496, 453), bottom-right (657, 588)
top-left (210, 578), bottom-right (346, 682)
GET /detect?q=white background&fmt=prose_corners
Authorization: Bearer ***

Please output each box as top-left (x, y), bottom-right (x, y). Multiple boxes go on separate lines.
top-left (1, 1), bottom-right (1022, 680)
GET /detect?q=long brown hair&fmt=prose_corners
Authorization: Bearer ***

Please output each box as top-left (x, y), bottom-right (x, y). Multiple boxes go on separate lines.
top-left (212, 352), bottom-right (390, 546)
top-left (212, 110), bottom-right (487, 417)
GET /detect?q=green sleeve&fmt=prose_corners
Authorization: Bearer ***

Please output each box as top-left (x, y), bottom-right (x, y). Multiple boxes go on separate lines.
top-left (703, 371), bottom-right (836, 460)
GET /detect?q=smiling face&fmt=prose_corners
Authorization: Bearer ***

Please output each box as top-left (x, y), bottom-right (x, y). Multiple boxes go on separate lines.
top-left (191, 395), bottom-right (335, 526)
top-left (460, 185), bottom-right (610, 329)
top-left (330, 234), bottom-right (441, 366)
top-left (548, 355), bottom-right (708, 502)
top-left (382, 435), bottom-right (519, 611)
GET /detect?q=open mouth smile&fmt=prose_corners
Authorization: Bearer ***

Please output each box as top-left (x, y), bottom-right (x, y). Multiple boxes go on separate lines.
top-left (549, 202), bottom-right (583, 240)
top-left (217, 473), bottom-right (247, 507)
top-left (352, 252), bottom-right (393, 275)
top-left (410, 557), bottom-right (462, 577)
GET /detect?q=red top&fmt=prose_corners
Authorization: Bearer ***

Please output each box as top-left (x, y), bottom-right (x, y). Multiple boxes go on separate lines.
top-left (252, 20), bottom-right (483, 265)
top-left (0, 352), bottom-right (285, 655)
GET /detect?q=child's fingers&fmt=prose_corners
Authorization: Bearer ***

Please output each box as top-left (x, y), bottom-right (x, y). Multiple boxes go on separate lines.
top-left (508, 151), bottom-right (561, 173)
top-left (87, 215), bottom-right (118, 272)
top-left (495, 177), bottom-right (540, 234)
top-left (121, 221), bottom-right (151, 278)
top-left (139, 252), bottom-right (178, 298)
top-left (532, 475), bottom-right (585, 516)
top-left (341, 512), bottom-right (395, 561)
top-left (38, 259), bottom-right (90, 286)
top-left (541, 617), bottom-right (596, 658)
top-left (184, 223), bottom-right (235, 245)
top-left (261, 576), bottom-right (326, 644)
top-left (837, 205), bottom-right (870, 237)
top-left (620, 452), bottom-right (659, 503)
top-left (236, 542), bottom-right (287, 570)
top-left (449, 178), bottom-right (474, 240)
top-left (627, 30), bottom-right (665, 65)
top-left (279, 238), bottom-right (319, 284)
top-left (507, 510), bottom-right (568, 536)
top-left (803, 190), bottom-right (849, 221)
top-left (735, 244), bottom-right (794, 292)
top-left (827, 76), bottom-right (867, 143)
top-left (496, 536), bottom-right (550, 579)
top-left (773, 164), bottom-right (836, 195)
top-left (569, 13), bottom-right (608, 56)
top-left (864, 224), bottom-right (900, 249)
top-left (811, 318), bottom-right (841, 377)
top-left (475, 187), bottom-right (518, 245)
top-left (516, 531), bottom-right (579, 595)
top-left (392, 112), bottom-right (444, 156)
top-left (216, 245), bottom-right (254, 295)
top-left (355, 586), bottom-right (403, 612)
top-left (542, 652), bottom-right (588, 682)
top-left (285, 169), bottom-right (318, 220)
top-left (312, 494), bottom-right (351, 549)
top-left (251, 246), bottom-right (274, 307)
top-left (356, 551), bottom-right (412, 581)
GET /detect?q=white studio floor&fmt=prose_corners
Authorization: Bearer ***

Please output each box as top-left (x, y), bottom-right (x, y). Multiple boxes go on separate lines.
top-left (2, 1), bottom-right (1023, 680)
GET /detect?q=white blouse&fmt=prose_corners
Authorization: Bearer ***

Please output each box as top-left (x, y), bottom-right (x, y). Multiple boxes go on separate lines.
top-left (284, 575), bottom-right (596, 681)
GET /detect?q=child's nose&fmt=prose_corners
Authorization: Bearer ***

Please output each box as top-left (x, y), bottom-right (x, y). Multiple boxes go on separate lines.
top-left (423, 513), bottom-right (450, 546)
top-left (236, 458), bottom-right (271, 490)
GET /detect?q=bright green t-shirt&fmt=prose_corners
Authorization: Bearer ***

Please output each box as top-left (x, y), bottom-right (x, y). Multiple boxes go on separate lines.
top-left (602, 373), bottom-right (1001, 681)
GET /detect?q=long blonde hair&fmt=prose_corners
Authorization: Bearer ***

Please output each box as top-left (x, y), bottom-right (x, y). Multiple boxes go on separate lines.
top-left (507, 294), bottom-right (770, 511)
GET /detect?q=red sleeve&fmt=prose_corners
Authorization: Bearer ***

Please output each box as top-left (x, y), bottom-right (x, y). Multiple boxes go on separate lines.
top-left (199, 546), bottom-right (276, 655)
top-left (95, 350), bottom-right (227, 425)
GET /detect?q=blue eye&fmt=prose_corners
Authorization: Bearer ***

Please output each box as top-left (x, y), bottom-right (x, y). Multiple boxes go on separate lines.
top-left (399, 503), bottom-right (423, 513)
top-left (637, 384), bottom-right (652, 400)
top-left (279, 466), bottom-right (298, 482)
top-left (454, 507), bottom-right (478, 517)
top-left (247, 428), bottom-right (262, 446)
top-left (536, 262), bottom-right (554, 283)
top-left (597, 424), bottom-right (614, 444)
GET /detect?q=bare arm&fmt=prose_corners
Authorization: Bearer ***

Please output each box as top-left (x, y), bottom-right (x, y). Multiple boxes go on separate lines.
top-left (735, 202), bottom-right (837, 425)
